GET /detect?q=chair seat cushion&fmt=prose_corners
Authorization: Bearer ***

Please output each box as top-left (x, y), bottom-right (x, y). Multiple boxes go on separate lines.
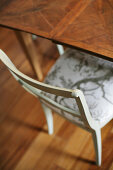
top-left (44, 49), bottom-right (113, 128)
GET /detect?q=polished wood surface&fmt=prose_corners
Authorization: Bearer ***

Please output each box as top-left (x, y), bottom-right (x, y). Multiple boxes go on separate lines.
top-left (0, 27), bottom-right (113, 170)
top-left (15, 31), bottom-right (43, 81)
top-left (0, 0), bottom-right (113, 58)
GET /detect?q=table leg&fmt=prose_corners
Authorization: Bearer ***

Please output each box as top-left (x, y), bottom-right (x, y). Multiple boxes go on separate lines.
top-left (15, 31), bottom-right (43, 81)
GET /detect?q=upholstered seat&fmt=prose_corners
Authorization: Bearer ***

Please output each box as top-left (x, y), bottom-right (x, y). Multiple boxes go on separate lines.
top-left (44, 49), bottom-right (113, 128)
top-left (1, 47), bottom-right (113, 166)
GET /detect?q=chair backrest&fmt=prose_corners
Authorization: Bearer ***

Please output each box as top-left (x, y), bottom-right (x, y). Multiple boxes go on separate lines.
top-left (0, 49), bottom-right (99, 130)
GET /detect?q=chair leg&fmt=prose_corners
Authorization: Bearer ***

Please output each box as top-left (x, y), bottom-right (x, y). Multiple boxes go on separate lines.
top-left (92, 129), bottom-right (102, 166)
top-left (41, 103), bottom-right (53, 135)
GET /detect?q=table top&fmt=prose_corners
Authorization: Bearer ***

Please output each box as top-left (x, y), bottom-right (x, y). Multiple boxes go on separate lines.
top-left (0, 0), bottom-right (113, 58)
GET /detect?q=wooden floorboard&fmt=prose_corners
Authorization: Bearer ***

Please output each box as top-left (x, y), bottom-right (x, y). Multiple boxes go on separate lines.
top-left (0, 27), bottom-right (113, 170)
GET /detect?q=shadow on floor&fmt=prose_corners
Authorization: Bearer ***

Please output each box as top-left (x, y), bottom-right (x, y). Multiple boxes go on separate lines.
top-left (47, 146), bottom-right (95, 165)
top-left (6, 115), bottom-right (47, 133)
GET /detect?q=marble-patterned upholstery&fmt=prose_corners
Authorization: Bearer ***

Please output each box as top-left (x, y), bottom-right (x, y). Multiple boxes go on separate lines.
top-left (43, 49), bottom-right (113, 128)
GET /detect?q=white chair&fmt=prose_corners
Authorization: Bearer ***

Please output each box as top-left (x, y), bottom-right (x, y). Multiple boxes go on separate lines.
top-left (0, 47), bottom-right (113, 166)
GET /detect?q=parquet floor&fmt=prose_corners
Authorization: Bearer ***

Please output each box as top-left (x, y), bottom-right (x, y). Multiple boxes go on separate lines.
top-left (0, 27), bottom-right (113, 170)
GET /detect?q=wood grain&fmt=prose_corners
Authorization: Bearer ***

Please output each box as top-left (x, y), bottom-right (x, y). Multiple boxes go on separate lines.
top-left (0, 27), bottom-right (113, 170)
top-left (0, 0), bottom-right (113, 58)
top-left (0, 27), bottom-right (58, 170)
top-left (15, 31), bottom-right (43, 81)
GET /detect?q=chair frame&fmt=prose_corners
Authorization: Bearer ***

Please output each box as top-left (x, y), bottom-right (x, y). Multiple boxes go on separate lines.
top-left (0, 49), bottom-right (101, 166)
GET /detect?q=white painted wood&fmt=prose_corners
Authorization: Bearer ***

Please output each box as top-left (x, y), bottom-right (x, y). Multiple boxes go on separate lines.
top-left (32, 34), bottom-right (37, 40)
top-left (0, 49), bottom-right (104, 166)
top-left (57, 45), bottom-right (64, 55)
top-left (41, 103), bottom-right (53, 135)
top-left (72, 90), bottom-right (100, 130)
top-left (92, 129), bottom-right (102, 166)
top-left (0, 50), bottom-right (73, 98)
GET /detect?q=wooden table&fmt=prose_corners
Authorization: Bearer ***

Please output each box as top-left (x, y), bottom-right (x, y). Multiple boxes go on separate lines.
top-left (0, 0), bottom-right (113, 59)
